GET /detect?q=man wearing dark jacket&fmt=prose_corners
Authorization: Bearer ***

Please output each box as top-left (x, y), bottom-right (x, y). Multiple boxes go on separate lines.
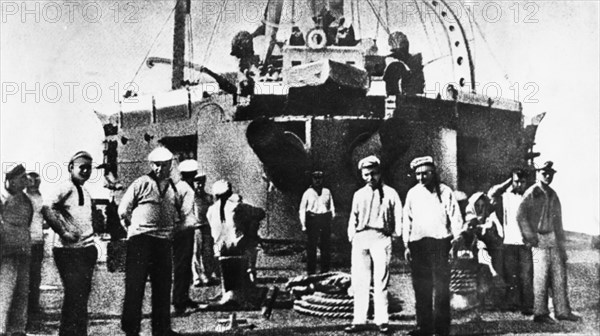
top-left (517, 161), bottom-right (580, 323)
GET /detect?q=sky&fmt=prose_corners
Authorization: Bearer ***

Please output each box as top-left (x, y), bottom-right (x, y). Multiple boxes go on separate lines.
top-left (1, 0), bottom-right (599, 234)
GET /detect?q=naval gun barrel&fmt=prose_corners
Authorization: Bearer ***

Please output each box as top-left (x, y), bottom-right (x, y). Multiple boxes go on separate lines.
top-left (146, 57), bottom-right (237, 95)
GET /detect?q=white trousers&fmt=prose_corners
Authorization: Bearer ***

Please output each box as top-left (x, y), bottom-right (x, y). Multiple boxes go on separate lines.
top-left (351, 230), bottom-right (392, 325)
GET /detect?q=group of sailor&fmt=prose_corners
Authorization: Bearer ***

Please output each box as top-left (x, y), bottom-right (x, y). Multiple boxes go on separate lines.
top-left (0, 147), bottom-right (582, 336)
top-left (300, 155), bottom-right (582, 335)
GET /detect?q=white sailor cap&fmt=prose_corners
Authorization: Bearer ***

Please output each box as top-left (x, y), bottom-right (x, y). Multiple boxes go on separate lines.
top-left (147, 147), bottom-right (173, 162)
top-left (358, 155), bottom-right (380, 170)
top-left (212, 179), bottom-right (231, 196)
top-left (454, 190), bottom-right (468, 202)
top-left (410, 156), bottom-right (434, 170)
top-left (178, 159), bottom-right (198, 173)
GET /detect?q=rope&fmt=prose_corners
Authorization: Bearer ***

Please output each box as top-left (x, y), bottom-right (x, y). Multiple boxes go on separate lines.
top-left (295, 300), bottom-right (354, 313)
top-left (313, 291), bottom-right (352, 300)
top-left (302, 295), bottom-right (354, 307)
top-left (128, 4), bottom-right (176, 88)
top-left (293, 304), bottom-right (353, 319)
top-left (202, 0), bottom-right (229, 65)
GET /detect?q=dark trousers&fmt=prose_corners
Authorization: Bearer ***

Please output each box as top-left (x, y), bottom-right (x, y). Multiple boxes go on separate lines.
top-left (53, 245), bottom-right (97, 336)
top-left (409, 237), bottom-right (452, 336)
top-left (305, 213), bottom-right (332, 274)
top-left (28, 243), bottom-right (44, 315)
top-left (503, 244), bottom-right (533, 311)
top-left (121, 235), bottom-right (173, 336)
top-left (172, 229), bottom-right (195, 308)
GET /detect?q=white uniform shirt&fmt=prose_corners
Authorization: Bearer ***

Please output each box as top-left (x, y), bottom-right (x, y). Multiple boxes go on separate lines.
top-left (501, 189), bottom-right (525, 245)
top-left (347, 184), bottom-right (403, 242)
top-left (27, 191), bottom-right (45, 244)
top-left (298, 187), bottom-right (336, 227)
top-left (402, 183), bottom-right (463, 246)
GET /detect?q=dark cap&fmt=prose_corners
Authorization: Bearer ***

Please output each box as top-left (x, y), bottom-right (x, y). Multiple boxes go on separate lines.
top-left (5, 164), bottom-right (26, 180)
top-left (536, 161), bottom-right (556, 173)
top-left (311, 170), bottom-right (324, 178)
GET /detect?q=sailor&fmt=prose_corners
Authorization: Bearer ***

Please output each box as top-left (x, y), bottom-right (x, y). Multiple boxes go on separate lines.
top-left (289, 26), bottom-right (306, 46)
top-left (335, 17), bottom-right (357, 46)
top-left (465, 191), bottom-right (505, 309)
top-left (298, 170), bottom-right (336, 275)
top-left (190, 169), bottom-right (218, 287)
top-left (171, 159), bottom-right (202, 315)
top-left (402, 156), bottom-right (463, 336)
top-left (345, 156), bottom-right (402, 334)
top-left (383, 31), bottom-right (425, 96)
top-left (517, 161), bottom-right (581, 323)
top-left (0, 164), bottom-right (33, 336)
top-left (488, 168), bottom-right (533, 315)
top-left (383, 31), bottom-right (411, 96)
top-left (25, 172), bottom-right (46, 325)
top-left (207, 180), bottom-right (265, 284)
top-left (119, 147), bottom-right (195, 336)
top-left (42, 151), bottom-right (99, 336)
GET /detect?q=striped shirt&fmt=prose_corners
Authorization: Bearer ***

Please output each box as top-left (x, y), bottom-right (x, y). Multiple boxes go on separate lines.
top-left (118, 174), bottom-right (191, 240)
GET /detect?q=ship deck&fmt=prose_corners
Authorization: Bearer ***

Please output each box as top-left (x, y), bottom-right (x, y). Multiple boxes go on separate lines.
top-left (29, 231), bottom-right (600, 335)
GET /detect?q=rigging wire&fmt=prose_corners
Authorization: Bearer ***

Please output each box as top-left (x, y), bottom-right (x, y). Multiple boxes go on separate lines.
top-left (187, 13), bottom-right (195, 82)
top-left (384, 0), bottom-right (389, 30)
top-left (366, 0), bottom-right (390, 35)
top-left (128, 4), bottom-right (177, 90)
top-left (355, 0), bottom-right (361, 39)
top-left (375, 1), bottom-right (380, 39)
top-left (462, 0), bottom-right (512, 85)
top-left (413, 0), bottom-right (439, 58)
top-left (202, 0), bottom-right (229, 65)
top-left (459, 0), bottom-right (476, 72)
top-left (419, 0), bottom-right (455, 76)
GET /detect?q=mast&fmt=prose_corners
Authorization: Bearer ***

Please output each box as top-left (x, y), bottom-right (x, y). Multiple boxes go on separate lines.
top-left (172, 0), bottom-right (190, 90)
top-left (309, 0), bottom-right (343, 17)
top-left (263, 0), bottom-right (284, 66)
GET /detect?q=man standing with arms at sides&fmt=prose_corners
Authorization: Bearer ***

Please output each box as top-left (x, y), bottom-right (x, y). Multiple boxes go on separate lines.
top-left (488, 168), bottom-right (533, 315)
top-left (345, 156), bottom-right (402, 334)
top-left (517, 161), bottom-right (581, 323)
top-left (119, 147), bottom-right (195, 336)
top-left (0, 164), bottom-right (33, 336)
top-left (42, 151), bottom-right (99, 336)
top-left (191, 169), bottom-right (218, 287)
top-left (25, 172), bottom-right (46, 325)
top-left (171, 159), bottom-right (202, 315)
top-left (299, 170), bottom-right (336, 275)
top-left (402, 156), bottom-right (463, 336)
